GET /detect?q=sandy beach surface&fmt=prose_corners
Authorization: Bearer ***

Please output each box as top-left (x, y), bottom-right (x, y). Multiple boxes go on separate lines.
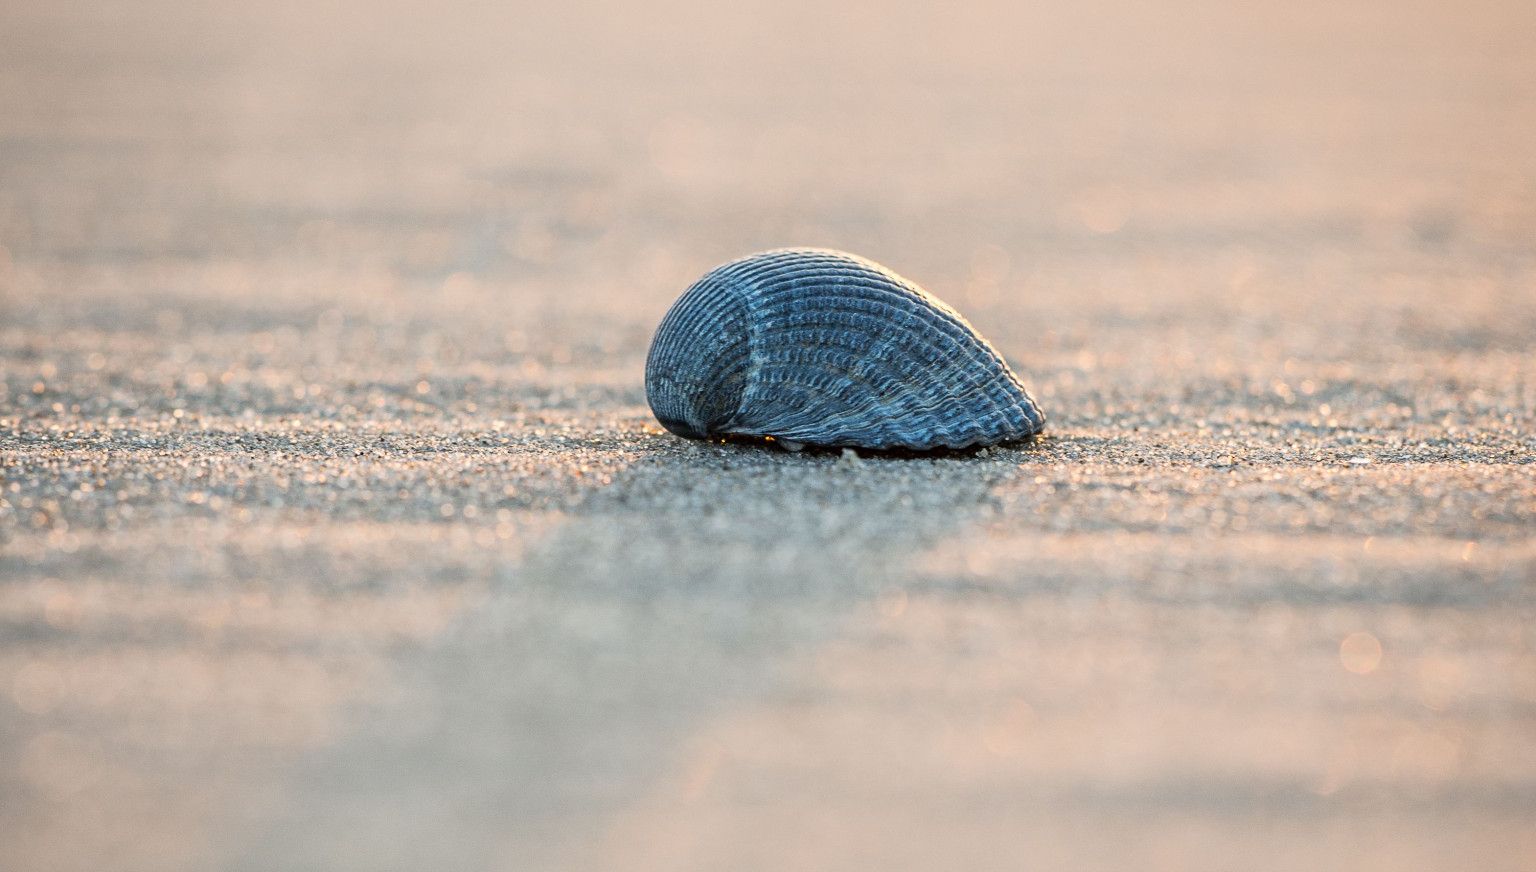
top-left (2, 1), bottom-right (1534, 869)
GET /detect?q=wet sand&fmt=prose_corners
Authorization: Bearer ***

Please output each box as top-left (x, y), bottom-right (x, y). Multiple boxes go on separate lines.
top-left (2, 1), bottom-right (1534, 869)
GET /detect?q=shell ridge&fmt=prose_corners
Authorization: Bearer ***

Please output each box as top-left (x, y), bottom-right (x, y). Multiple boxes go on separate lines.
top-left (743, 286), bottom-right (1034, 444)
top-left (749, 293), bottom-right (1025, 440)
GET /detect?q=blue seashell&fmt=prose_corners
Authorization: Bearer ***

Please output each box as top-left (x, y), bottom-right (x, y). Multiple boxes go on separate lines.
top-left (645, 248), bottom-right (1045, 450)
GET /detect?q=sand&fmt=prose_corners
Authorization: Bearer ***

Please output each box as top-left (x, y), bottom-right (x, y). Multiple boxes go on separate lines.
top-left (2, 1), bottom-right (1534, 869)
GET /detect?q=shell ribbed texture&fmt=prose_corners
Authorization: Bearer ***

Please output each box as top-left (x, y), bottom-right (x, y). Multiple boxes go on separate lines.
top-left (645, 248), bottom-right (1045, 450)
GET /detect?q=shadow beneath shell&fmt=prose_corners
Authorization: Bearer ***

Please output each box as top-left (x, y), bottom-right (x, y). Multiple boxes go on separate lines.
top-left (238, 424), bottom-right (1037, 870)
top-left (711, 431), bottom-right (1047, 460)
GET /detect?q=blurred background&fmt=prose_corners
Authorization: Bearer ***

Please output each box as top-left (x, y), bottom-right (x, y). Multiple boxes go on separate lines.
top-left (2, 1), bottom-right (1534, 870)
top-left (6, 0), bottom-right (1534, 312)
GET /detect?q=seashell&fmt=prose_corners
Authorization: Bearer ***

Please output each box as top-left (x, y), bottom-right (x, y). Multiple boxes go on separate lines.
top-left (645, 248), bottom-right (1045, 450)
